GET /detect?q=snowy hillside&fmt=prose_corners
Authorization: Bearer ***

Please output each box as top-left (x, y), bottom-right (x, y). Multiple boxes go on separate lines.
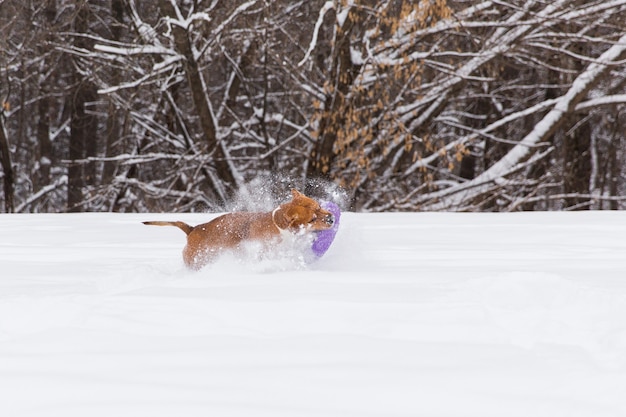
top-left (2, 211), bottom-right (626, 416)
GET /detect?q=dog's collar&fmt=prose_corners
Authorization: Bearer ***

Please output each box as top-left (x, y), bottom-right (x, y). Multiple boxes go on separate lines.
top-left (272, 207), bottom-right (285, 231)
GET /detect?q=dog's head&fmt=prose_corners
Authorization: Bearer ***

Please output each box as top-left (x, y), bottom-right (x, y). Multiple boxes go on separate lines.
top-left (273, 189), bottom-right (335, 233)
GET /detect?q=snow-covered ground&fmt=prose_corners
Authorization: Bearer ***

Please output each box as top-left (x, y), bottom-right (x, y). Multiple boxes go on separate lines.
top-left (2, 211), bottom-right (626, 416)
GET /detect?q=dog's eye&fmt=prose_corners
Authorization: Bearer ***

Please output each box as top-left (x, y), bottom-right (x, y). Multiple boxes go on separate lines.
top-left (309, 215), bottom-right (317, 223)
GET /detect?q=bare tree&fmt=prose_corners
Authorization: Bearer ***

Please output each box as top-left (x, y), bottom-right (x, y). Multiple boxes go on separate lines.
top-left (2, 0), bottom-right (625, 212)
top-left (300, 0), bottom-right (626, 211)
top-left (80, 0), bottom-right (319, 211)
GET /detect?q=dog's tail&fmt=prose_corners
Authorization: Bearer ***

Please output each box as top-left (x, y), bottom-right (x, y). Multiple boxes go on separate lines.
top-left (142, 221), bottom-right (193, 235)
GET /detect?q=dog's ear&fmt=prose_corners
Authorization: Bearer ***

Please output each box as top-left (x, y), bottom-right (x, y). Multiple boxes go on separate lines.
top-left (291, 189), bottom-right (304, 200)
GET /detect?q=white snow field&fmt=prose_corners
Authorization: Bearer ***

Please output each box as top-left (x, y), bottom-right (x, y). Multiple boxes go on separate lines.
top-left (2, 211), bottom-right (626, 416)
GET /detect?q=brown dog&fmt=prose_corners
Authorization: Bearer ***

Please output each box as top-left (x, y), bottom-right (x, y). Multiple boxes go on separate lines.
top-left (143, 189), bottom-right (335, 270)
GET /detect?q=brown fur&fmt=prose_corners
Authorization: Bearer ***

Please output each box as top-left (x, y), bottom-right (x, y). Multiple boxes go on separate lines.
top-left (143, 189), bottom-right (334, 270)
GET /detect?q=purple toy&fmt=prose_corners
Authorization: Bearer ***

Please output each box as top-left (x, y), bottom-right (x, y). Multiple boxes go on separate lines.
top-left (311, 201), bottom-right (341, 258)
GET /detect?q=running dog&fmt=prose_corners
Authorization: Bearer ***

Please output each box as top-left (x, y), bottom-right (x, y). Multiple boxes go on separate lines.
top-left (143, 189), bottom-right (335, 269)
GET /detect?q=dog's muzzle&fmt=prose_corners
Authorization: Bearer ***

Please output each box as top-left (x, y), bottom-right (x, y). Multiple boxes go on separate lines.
top-left (324, 214), bottom-right (335, 226)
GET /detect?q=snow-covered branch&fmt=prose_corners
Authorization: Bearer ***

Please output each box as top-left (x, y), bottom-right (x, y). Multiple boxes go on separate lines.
top-left (421, 32), bottom-right (626, 211)
top-left (9, 0), bottom-right (626, 212)
top-left (15, 175), bottom-right (67, 213)
top-left (297, 1), bottom-right (334, 67)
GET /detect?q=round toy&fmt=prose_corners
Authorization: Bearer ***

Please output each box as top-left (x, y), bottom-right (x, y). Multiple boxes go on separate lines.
top-left (311, 201), bottom-right (341, 258)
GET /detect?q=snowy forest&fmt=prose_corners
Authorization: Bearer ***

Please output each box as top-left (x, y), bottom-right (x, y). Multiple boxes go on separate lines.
top-left (1, 0), bottom-right (625, 213)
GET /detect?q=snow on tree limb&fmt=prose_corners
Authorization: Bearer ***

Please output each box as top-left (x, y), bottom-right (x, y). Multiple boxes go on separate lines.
top-left (209, 1), bottom-right (258, 40)
top-left (8, 0), bottom-right (625, 212)
top-left (15, 175), bottom-right (67, 213)
top-left (298, 1), bottom-right (335, 67)
top-left (421, 32), bottom-right (626, 211)
top-left (398, 0), bottom-right (571, 132)
top-left (575, 94), bottom-right (626, 111)
top-left (93, 44), bottom-right (174, 57)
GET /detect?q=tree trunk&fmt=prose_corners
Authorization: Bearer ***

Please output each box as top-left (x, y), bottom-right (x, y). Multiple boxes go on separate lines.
top-left (608, 115), bottom-right (621, 210)
top-left (102, 0), bottom-right (125, 184)
top-left (68, 2), bottom-right (98, 212)
top-left (37, 95), bottom-right (53, 188)
top-left (159, 0), bottom-right (238, 204)
top-left (562, 117), bottom-right (591, 209)
top-left (68, 84), bottom-right (85, 212)
top-left (35, 0), bottom-right (57, 192)
top-left (306, 6), bottom-right (358, 185)
top-left (0, 113), bottom-right (15, 213)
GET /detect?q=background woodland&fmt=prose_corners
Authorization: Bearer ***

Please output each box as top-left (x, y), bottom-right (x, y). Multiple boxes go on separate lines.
top-left (1, 0), bottom-right (625, 213)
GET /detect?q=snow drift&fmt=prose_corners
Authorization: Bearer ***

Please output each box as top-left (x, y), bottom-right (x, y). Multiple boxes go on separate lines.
top-left (1, 211), bottom-right (626, 416)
